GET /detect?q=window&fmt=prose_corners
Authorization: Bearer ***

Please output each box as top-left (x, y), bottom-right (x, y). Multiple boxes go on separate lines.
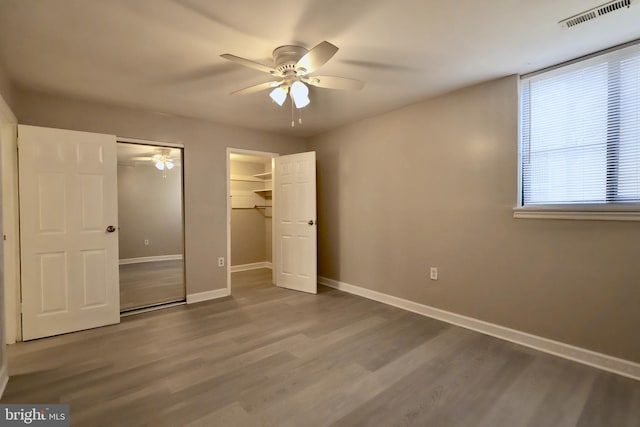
top-left (518, 43), bottom-right (640, 218)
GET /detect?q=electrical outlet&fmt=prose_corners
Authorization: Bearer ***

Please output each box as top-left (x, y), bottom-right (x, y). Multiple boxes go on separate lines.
top-left (144, 239), bottom-right (149, 246)
top-left (430, 267), bottom-right (438, 280)
top-left (218, 257), bottom-right (225, 267)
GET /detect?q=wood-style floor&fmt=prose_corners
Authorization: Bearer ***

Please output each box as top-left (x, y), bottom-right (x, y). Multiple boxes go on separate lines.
top-left (119, 260), bottom-right (185, 311)
top-left (3, 269), bottom-right (639, 426)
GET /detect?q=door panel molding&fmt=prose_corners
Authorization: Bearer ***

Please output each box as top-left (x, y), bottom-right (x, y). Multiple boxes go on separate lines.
top-left (19, 125), bottom-right (120, 340)
top-left (274, 151), bottom-right (317, 294)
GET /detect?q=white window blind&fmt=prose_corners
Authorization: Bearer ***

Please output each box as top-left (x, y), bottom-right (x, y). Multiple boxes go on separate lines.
top-left (520, 43), bottom-right (640, 207)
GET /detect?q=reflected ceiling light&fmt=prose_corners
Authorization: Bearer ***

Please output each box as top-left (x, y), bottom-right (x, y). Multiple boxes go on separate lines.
top-left (269, 86), bottom-right (288, 106)
top-left (151, 154), bottom-right (175, 177)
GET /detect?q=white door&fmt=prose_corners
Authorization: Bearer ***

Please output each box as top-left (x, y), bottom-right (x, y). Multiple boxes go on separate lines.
top-left (274, 151), bottom-right (317, 294)
top-left (19, 125), bottom-right (120, 340)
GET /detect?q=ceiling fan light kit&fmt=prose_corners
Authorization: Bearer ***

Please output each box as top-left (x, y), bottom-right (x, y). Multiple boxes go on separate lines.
top-left (221, 41), bottom-right (364, 126)
top-left (269, 86), bottom-right (288, 106)
top-left (290, 81), bottom-right (310, 108)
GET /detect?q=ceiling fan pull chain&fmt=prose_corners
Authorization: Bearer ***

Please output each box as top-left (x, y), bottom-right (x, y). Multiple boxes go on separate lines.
top-left (299, 108), bottom-right (302, 125)
top-left (291, 96), bottom-right (295, 127)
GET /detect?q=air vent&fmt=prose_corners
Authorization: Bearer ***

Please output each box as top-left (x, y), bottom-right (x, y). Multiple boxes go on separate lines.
top-left (559, 0), bottom-right (632, 28)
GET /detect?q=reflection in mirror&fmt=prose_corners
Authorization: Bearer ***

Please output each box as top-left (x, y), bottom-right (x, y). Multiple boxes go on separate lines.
top-left (116, 142), bottom-right (185, 312)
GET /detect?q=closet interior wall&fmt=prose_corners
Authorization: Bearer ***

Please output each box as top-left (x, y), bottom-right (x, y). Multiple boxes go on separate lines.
top-left (230, 158), bottom-right (272, 268)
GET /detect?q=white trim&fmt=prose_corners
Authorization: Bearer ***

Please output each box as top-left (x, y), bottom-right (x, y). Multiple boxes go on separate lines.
top-left (513, 208), bottom-right (640, 221)
top-left (0, 363), bottom-right (8, 399)
top-left (521, 39), bottom-right (640, 80)
top-left (116, 136), bottom-right (184, 148)
top-left (318, 276), bottom-right (640, 381)
top-left (0, 93), bottom-right (20, 344)
top-left (230, 262), bottom-right (272, 273)
top-left (186, 288), bottom-right (229, 304)
top-left (119, 254), bottom-right (183, 265)
top-left (517, 77), bottom-right (524, 210)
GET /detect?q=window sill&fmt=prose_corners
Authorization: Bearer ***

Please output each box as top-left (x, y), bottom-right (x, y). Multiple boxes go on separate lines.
top-left (513, 208), bottom-right (640, 221)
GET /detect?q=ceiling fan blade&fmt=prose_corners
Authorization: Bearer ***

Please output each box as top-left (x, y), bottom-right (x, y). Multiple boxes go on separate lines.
top-left (295, 41), bottom-right (338, 75)
top-left (220, 54), bottom-right (279, 75)
top-left (230, 81), bottom-right (282, 95)
top-left (304, 75), bottom-right (364, 90)
top-left (130, 156), bottom-right (153, 161)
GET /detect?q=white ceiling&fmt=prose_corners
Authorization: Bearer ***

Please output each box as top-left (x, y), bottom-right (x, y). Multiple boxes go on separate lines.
top-left (0, 0), bottom-right (639, 137)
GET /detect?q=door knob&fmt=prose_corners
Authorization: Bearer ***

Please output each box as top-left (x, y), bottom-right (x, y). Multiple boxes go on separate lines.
top-left (308, 220), bottom-right (314, 226)
top-left (106, 225), bottom-right (116, 233)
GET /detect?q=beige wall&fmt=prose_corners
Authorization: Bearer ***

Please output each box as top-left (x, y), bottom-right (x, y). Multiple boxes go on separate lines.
top-left (309, 75), bottom-right (640, 363)
top-left (15, 89), bottom-right (305, 295)
top-left (117, 160), bottom-right (183, 260)
top-left (265, 212), bottom-right (272, 263)
top-left (231, 210), bottom-right (266, 265)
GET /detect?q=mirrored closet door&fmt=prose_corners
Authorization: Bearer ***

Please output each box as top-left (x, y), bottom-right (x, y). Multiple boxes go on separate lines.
top-left (117, 142), bottom-right (185, 312)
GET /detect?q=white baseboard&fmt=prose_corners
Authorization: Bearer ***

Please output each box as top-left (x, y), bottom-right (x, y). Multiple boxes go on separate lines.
top-left (318, 276), bottom-right (640, 381)
top-left (119, 254), bottom-right (183, 265)
top-left (186, 288), bottom-right (229, 304)
top-left (230, 262), bottom-right (272, 273)
top-left (0, 363), bottom-right (8, 399)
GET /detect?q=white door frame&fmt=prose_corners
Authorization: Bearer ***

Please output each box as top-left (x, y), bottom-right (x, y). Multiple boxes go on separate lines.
top-left (226, 148), bottom-right (278, 294)
top-left (0, 94), bottom-right (19, 345)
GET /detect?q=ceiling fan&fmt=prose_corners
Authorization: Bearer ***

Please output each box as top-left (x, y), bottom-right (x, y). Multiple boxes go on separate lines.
top-left (220, 41), bottom-right (364, 116)
top-left (129, 149), bottom-right (177, 176)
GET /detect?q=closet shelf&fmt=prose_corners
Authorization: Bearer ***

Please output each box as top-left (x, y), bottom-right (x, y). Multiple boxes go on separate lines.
top-left (230, 174), bottom-right (262, 182)
top-left (253, 189), bottom-right (272, 196)
top-left (253, 172), bottom-right (272, 180)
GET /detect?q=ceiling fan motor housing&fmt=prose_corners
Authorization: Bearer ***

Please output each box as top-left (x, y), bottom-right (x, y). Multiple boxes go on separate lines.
top-left (221, 41), bottom-right (363, 98)
top-left (272, 45), bottom-right (308, 75)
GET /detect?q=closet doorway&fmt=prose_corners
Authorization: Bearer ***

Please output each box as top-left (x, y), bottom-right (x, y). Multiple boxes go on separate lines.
top-left (227, 149), bottom-right (277, 293)
top-left (117, 141), bottom-right (185, 312)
